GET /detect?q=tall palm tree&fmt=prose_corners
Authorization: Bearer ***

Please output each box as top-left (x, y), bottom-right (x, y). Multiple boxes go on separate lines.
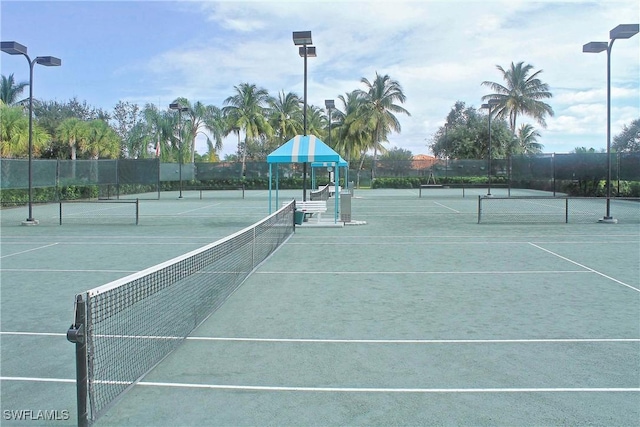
top-left (141, 103), bottom-right (174, 161)
top-left (124, 121), bottom-right (154, 159)
top-left (268, 90), bottom-right (302, 143)
top-left (172, 98), bottom-right (225, 163)
top-left (305, 105), bottom-right (325, 137)
top-left (56, 117), bottom-right (89, 160)
top-left (481, 61), bottom-right (554, 133)
top-left (84, 120), bottom-right (120, 159)
top-left (514, 123), bottom-right (544, 155)
top-left (222, 83), bottom-right (273, 176)
top-left (0, 74), bottom-right (28, 106)
top-left (356, 72), bottom-right (410, 180)
top-left (333, 91), bottom-right (368, 161)
top-left (332, 91), bottom-right (375, 187)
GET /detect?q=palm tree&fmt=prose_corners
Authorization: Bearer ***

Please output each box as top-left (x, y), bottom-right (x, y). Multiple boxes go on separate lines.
top-left (56, 117), bottom-right (89, 160)
top-left (140, 104), bottom-right (174, 161)
top-left (332, 91), bottom-right (375, 187)
top-left (333, 91), bottom-right (367, 161)
top-left (514, 123), bottom-right (544, 155)
top-left (0, 104), bottom-right (50, 157)
top-left (124, 121), bottom-right (154, 159)
top-left (305, 105), bottom-right (325, 137)
top-left (481, 61), bottom-right (554, 133)
top-left (356, 72), bottom-right (410, 180)
top-left (268, 91), bottom-right (302, 143)
top-left (171, 98), bottom-right (225, 163)
top-left (222, 83), bottom-right (273, 176)
top-left (84, 120), bottom-right (120, 159)
top-left (0, 74), bottom-right (28, 106)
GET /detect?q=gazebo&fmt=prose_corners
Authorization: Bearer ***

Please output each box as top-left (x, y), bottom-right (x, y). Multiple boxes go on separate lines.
top-left (267, 134), bottom-right (345, 222)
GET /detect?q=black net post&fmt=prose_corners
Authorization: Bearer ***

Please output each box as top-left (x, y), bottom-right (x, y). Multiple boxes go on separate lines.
top-left (67, 294), bottom-right (89, 427)
top-left (293, 199), bottom-right (297, 231)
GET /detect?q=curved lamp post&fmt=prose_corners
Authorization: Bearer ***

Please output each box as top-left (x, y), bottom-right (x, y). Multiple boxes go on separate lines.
top-left (293, 31), bottom-right (316, 201)
top-left (1, 41), bottom-right (61, 225)
top-left (481, 99), bottom-right (500, 196)
top-left (169, 102), bottom-right (189, 199)
top-left (583, 24), bottom-right (639, 223)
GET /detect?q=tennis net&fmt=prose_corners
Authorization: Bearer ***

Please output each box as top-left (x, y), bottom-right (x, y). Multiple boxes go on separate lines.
top-left (67, 201), bottom-right (295, 426)
top-left (477, 196), bottom-right (640, 223)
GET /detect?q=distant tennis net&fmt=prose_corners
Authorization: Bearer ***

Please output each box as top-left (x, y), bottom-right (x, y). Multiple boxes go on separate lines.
top-left (67, 201), bottom-right (295, 426)
top-left (477, 196), bottom-right (640, 224)
top-left (0, 199), bottom-right (139, 226)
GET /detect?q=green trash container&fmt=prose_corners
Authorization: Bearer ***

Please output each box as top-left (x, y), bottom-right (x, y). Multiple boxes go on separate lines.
top-left (294, 210), bottom-right (304, 225)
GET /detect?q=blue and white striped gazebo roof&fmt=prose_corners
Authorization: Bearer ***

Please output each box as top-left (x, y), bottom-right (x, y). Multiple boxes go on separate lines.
top-left (267, 134), bottom-right (342, 164)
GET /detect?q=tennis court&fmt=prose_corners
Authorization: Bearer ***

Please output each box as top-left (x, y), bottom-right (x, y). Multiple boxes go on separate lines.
top-left (1, 188), bottom-right (638, 426)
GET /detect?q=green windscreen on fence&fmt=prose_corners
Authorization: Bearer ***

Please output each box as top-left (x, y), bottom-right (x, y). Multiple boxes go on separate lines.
top-left (2, 153), bottom-right (640, 193)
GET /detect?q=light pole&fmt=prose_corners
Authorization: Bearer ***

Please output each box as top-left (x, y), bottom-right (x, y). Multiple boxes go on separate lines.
top-left (481, 99), bottom-right (500, 196)
top-left (325, 99), bottom-right (335, 183)
top-left (1, 41), bottom-right (61, 225)
top-left (169, 102), bottom-right (189, 199)
top-left (293, 31), bottom-right (316, 201)
top-left (583, 23), bottom-right (639, 223)
top-left (444, 123), bottom-right (449, 182)
top-left (232, 126), bottom-right (244, 179)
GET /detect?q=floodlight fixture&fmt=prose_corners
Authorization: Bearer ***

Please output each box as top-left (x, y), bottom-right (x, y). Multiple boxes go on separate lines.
top-left (36, 56), bottom-right (62, 66)
top-left (299, 46), bottom-right (316, 57)
top-left (582, 42), bottom-right (608, 53)
top-left (610, 23), bottom-right (639, 39)
top-left (169, 102), bottom-right (189, 112)
top-left (1, 41), bottom-right (28, 55)
top-left (292, 31), bottom-right (312, 46)
top-left (325, 99), bottom-right (335, 109)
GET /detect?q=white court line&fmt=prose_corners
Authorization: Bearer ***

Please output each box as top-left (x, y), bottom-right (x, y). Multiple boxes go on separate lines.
top-left (1, 377), bottom-right (637, 394)
top-left (0, 377), bottom-right (75, 384)
top-left (254, 270), bottom-right (594, 276)
top-left (3, 331), bottom-right (637, 345)
top-left (528, 242), bottom-right (639, 293)
top-left (186, 337), bottom-right (640, 344)
top-left (0, 268), bottom-right (136, 273)
top-left (0, 243), bottom-right (59, 259)
top-left (131, 382), bottom-right (640, 394)
top-left (286, 241), bottom-right (639, 245)
top-left (176, 203), bottom-right (223, 215)
top-left (1, 332), bottom-right (66, 337)
top-left (433, 202), bottom-right (460, 213)
top-left (288, 241), bottom-right (638, 246)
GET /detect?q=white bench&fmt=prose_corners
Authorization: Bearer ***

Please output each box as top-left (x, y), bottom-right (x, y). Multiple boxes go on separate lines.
top-left (284, 200), bottom-right (327, 221)
top-left (318, 185), bottom-right (342, 195)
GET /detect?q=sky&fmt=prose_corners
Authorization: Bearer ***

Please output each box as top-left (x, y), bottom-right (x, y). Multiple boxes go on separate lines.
top-left (1, 0), bottom-right (639, 158)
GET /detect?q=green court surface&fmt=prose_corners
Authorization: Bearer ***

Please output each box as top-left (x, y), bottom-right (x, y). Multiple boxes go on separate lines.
top-left (1, 188), bottom-right (638, 426)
